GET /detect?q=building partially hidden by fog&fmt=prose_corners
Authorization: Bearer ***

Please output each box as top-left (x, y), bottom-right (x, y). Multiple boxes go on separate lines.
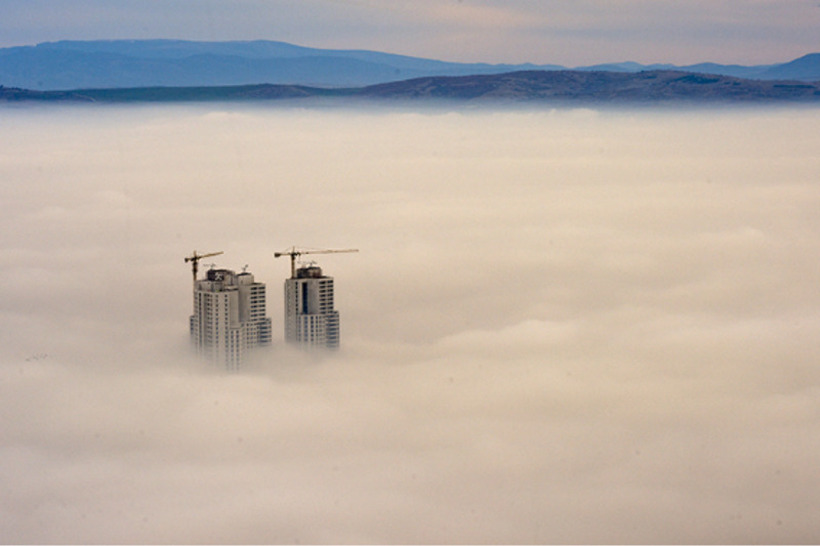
top-left (284, 264), bottom-right (340, 349)
top-left (274, 247), bottom-right (357, 350)
top-left (189, 267), bottom-right (272, 370)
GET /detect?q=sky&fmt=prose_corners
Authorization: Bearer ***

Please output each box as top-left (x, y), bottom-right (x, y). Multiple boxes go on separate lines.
top-left (0, 0), bottom-right (819, 65)
top-left (1, 104), bottom-right (819, 543)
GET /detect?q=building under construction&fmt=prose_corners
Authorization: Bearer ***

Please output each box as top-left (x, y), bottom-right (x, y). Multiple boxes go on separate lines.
top-left (276, 247), bottom-right (357, 350)
top-left (284, 264), bottom-right (339, 349)
top-left (185, 251), bottom-right (271, 370)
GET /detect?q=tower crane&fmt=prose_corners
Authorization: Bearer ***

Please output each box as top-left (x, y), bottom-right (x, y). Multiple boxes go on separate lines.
top-left (184, 250), bottom-right (224, 285)
top-left (274, 247), bottom-right (358, 278)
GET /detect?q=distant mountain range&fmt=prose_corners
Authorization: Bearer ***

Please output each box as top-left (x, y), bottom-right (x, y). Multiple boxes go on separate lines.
top-left (1, 39), bottom-right (819, 91)
top-left (4, 70), bottom-right (819, 105)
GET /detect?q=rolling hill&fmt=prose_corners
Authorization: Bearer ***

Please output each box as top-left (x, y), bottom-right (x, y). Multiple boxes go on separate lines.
top-left (1, 39), bottom-right (818, 91)
top-left (3, 70), bottom-right (819, 105)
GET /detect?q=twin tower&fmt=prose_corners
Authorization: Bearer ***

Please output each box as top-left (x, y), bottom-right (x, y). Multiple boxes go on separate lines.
top-left (187, 248), bottom-right (355, 370)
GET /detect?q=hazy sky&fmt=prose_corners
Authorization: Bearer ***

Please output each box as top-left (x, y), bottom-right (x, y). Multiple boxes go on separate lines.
top-left (0, 0), bottom-right (818, 65)
top-left (1, 104), bottom-right (819, 543)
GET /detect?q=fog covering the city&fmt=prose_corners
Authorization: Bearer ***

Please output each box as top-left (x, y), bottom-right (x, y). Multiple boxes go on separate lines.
top-left (1, 104), bottom-right (819, 544)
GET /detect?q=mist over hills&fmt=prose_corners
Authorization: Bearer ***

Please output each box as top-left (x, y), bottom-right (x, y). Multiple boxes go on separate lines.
top-left (356, 70), bottom-right (820, 103)
top-left (1, 39), bottom-right (819, 91)
top-left (3, 70), bottom-right (820, 105)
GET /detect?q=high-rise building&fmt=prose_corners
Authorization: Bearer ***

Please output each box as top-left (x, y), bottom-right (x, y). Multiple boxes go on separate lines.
top-left (284, 264), bottom-right (340, 349)
top-left (190, 267), bottom-right (272, 370)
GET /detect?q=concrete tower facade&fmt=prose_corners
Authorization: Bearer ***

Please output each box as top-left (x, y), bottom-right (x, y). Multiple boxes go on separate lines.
top-left (284, 265), bottom-right (340, 349)
top-left (190, 268), bottom-right (272, 370)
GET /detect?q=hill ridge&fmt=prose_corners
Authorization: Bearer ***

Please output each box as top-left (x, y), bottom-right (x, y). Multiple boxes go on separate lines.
top-left (1, 39), bottom-right (818, 91)
top-left (4, 69), bottom-right (820, 104)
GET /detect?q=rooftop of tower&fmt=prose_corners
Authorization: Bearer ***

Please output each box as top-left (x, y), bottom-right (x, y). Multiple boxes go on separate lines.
top-left (295, 265), bottom-right (324, 279)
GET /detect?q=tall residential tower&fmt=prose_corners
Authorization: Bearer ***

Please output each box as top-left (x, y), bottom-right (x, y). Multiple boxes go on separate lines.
top-left (284, 265), bottom-right (340, 349)
top-left (275, 247), bottom-right (357, 350)
top-left (190, 267), bottom-right (272, 370)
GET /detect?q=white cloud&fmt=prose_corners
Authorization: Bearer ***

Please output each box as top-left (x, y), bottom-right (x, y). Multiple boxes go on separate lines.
top-left (1, 105), bottom-right (819, 543)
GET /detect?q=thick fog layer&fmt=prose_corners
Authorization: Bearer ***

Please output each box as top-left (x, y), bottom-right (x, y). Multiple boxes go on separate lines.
top-left (1, 104), bottom-right (819, 544)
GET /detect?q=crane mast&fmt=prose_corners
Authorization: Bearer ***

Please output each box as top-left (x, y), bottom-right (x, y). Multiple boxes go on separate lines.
top-left (184, 250), bottom-right (224, 285)
top-left (274, 247), bottom-right (358, 278)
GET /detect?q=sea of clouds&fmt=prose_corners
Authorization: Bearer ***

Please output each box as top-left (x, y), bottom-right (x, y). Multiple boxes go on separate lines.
top-left (1, 103), bottom-right (819, 543)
